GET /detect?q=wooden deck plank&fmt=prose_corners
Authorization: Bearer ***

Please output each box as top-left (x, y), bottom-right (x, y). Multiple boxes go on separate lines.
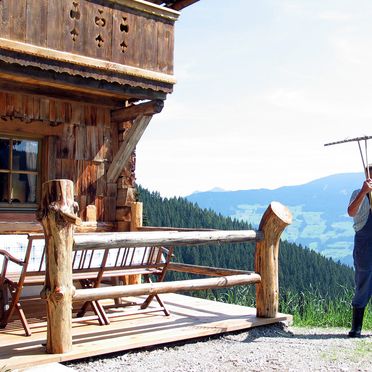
top-left (0, 294), bottom-right (292, 370)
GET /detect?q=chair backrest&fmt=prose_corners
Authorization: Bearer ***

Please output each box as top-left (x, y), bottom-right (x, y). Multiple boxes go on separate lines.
top-left (0, 234), bottom-right (45, 274)
top-left (1, 231), bottom-right (171, 284)
top-left (105, 246), bottom-right (166, 269)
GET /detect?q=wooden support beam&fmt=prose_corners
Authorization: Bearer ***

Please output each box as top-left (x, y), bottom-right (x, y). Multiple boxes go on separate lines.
top-left (86, 205), bottom-right (97, 223)
top-left (73, 274), bottom-right (261, 302)
top-left (73, 229), bottom-right (263, 250)
top-left (106, 115), bottom-right (152, 183)
top-left (255, 202), bottom-right (292, 318)
top-left (111, 100), bottom-right (164, 123)
top-left (170, 0), bottom-right (200, 11)
top-left (130, 202), bottom-right (143, 231)
top-left (37, 179), bottom-right (80, 354)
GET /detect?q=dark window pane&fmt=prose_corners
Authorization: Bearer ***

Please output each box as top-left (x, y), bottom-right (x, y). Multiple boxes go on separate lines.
top-left (12, 140), bottom-right (38, 171)
top-left (0, 173), bottom-right (9, 202)
top-left (11, 174), bottom-right (37, 204)
top-left (0, 138), bottom-right (10, 170)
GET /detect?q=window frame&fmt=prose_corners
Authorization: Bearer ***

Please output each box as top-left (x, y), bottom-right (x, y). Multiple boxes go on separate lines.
top-left (0, 133), bottom-right (42, 211)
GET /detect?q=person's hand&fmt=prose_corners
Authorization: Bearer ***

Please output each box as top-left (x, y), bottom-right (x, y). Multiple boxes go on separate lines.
top-left (362, 178), bottom-right (372, 194)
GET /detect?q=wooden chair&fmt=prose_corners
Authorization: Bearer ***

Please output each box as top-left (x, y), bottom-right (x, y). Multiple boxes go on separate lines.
top-left (0, 234), bottom-right (109, 336)
top-left (76, 245), bottom-right (174, 320)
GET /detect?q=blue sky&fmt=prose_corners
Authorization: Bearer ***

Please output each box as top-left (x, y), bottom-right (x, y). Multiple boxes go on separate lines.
top-left (137, 0), bottom-right (372, 197)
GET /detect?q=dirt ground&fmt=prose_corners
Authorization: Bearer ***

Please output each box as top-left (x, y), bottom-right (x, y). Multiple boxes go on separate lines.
top-left (65, 323), bottom-right (372, 371)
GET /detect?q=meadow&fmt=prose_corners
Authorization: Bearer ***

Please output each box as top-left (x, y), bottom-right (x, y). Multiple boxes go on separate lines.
top-left (210, 286), bottom-right (372, 330)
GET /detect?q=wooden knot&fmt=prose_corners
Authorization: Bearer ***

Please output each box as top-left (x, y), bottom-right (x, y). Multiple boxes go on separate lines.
top-left (40, 286), bottom-right (64, 301)
top-left (49, 202), bottom-right (60, 213)
top-left (35, 207), bottom-right (45, 222)
top-left (54, 287), bottom-right (65, 301)
top-left (73, 201), bottom-right (80, 215)
top-left (40, 286), bottom-right (50, 300)
top-left (48, 203), bottom-right (82, 226)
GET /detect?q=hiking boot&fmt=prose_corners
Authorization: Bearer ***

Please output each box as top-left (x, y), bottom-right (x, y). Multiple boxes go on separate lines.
top-left (348, 307), bottom-right (365, 338)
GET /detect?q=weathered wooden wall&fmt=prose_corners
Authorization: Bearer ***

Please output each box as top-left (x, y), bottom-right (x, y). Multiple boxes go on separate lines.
top-left (0, 92), bottom-right (137, 228)
top-left (0, 1), bottom-right (176, 231)
top-left (0, 0), bottom-right (175, 75)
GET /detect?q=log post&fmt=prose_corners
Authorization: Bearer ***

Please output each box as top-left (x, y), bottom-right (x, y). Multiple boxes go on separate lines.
top-left (36, 179), bottom-right (81, 354)
top-left (122, 202), bottom-right (143, 285)
top-left (130, 202), bottom-right (143, 232)
top-left (255, 202), bottom-right (292, 318)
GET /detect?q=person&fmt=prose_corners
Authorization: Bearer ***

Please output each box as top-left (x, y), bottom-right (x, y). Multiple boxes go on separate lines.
top-left (347, 167), bottom-right (372, 337)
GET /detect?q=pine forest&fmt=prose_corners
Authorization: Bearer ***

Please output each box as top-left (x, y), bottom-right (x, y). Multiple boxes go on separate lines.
top-left (138, 186), bottom-right (354, 300)
top-left (138, 186), bottom-right (372, 328)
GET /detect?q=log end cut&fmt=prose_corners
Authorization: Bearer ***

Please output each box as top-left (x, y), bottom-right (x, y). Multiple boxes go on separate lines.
top-left (270, 201), bottom-right (292, 226)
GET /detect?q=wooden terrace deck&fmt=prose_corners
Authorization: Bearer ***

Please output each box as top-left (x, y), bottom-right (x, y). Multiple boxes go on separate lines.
top-left (0, 294), bottom-right (292, 370)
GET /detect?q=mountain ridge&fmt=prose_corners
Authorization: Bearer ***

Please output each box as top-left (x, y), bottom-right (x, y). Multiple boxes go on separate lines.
top-left (186, 172), bottom-right (366, 266)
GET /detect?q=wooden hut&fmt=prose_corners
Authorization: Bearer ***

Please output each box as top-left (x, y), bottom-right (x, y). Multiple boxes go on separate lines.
top-left (0, 0), bottom-right (198, 234)
top-left (0, 1), bottom-right (293, 366)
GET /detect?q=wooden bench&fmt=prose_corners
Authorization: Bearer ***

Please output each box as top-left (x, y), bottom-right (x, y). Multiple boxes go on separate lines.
top-left (0, 233), bottom-right (172, 336)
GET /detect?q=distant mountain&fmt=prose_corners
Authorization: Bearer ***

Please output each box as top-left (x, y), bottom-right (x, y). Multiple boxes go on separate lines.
top-left (186, 173), bottom-right (366, 266)
top-left (137, 185), bottom-right (355, 298)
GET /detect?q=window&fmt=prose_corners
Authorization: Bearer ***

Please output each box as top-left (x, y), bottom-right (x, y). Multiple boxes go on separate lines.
top-left (0, 135), bottom-right (41, 209)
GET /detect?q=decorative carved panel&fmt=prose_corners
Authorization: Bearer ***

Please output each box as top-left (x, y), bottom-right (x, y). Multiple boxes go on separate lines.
top-left (0, 0), bottom-right (176, 75)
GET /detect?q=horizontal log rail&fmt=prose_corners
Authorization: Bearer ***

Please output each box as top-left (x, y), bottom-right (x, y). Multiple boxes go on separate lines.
top-left (167, 262), bottom-right (253, 276)
top-left (138, 226), bottom-right (217, 232)
top-left (73, 229), bottom-right (263, 250)
top-left (73, 274), bottom-right (261, 302)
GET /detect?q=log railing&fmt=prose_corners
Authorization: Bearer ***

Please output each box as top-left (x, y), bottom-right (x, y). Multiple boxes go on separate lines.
top-left (39, 179), bottom-right (292, 354)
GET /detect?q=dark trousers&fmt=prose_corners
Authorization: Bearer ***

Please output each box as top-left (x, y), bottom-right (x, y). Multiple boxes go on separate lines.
top-left (352, 213), bottom-right (372, 308)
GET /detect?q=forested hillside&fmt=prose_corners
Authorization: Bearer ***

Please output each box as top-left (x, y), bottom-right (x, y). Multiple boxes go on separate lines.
top-left (186, 173), bottom-right (364, 266)
top-left (137, 186), bottom-right (354, 300)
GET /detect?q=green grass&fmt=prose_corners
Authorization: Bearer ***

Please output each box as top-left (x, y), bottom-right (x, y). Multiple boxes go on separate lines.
top-left (207, 285), bottom-right (372, 329)
top-left (280, 287), bottom-right (372, 328)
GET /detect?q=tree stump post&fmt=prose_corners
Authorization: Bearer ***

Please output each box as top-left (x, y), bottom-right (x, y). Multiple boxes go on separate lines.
top-left (130, 202), bottom-right (143, 232)
top-left (123, 202), bottom-right (143, 285)
top-left (255, 202), bottom-right (292, 318)
top-left (37, 179), bottom-right (81, 354)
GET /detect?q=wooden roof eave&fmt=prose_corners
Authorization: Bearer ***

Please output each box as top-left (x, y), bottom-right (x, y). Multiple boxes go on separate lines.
top-left (147, 0), bottom-right (199, 11)
top-left (0, 64), bottom-right (168, 107)
top-left (0, 38), bottom-right (176, 104)
top-left (0, 37), bottom-right (176, 87)
top-left (104, 0), bottom-right (180, 21)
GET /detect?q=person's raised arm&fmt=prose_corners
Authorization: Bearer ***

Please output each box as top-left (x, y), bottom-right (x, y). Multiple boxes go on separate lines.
top-left (348, 179), bottom-right (372, 217)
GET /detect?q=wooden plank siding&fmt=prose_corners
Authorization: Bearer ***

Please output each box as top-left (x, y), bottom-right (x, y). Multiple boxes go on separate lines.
top-left (0, 0), bottom-right (176, 75)
top-left (0, 92), bottom-right (137, 228)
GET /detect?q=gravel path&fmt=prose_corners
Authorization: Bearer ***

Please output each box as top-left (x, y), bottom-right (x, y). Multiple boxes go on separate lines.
top-left (65, 323), bottom-right (372, 371)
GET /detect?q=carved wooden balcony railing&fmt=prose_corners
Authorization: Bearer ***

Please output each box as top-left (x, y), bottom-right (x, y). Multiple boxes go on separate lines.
top-left (0, 0), bottom-right (180, 101)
